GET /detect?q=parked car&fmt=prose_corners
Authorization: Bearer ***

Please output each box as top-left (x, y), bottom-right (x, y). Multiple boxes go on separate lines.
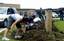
top-left (52, 12), bottom-right (58, 18)
top-left (0, 7), bottom-right (17, 28)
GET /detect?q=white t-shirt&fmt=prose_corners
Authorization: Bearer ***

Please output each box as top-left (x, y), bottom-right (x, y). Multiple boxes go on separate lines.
top-left (11, 14), bottom-right (24, 20)
top-left (33, 17), bottom-right (41, 22)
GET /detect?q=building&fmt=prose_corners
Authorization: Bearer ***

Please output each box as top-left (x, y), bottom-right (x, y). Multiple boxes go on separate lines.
top-left (17, 9), bottom-right (36, 15)
top-left (0, 3), bottom-right (20, 9)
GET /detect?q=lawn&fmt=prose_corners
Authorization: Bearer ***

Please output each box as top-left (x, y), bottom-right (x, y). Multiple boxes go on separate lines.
top-left (0, 32), bottom-right (20, 41)
top-left (0, 28), bottom-right (23, 41)
top-left (54, 20), bottom-right (64, 32)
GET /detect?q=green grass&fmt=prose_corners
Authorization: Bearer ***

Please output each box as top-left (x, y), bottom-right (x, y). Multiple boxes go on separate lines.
top-left (0, 34), bottom-right (24, 41)
top-left (54, 20), bottom-right (64, 32)
top-left (0, 33), bottom-right (20, 41)
top-left (0, 28), bottom-right (22, 41)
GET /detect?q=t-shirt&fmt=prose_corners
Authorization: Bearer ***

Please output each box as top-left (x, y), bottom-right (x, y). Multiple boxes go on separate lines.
top-left (33, 17), bottom-right (41, 22)
top-left (11, 14), bottom-right (24, 20)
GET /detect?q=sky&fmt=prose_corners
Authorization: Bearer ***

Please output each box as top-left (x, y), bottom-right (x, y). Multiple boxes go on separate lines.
top-left (0, 0), bottom-right (64, 9)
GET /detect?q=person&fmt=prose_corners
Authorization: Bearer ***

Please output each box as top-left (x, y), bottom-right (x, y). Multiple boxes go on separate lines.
top-left (36, 8), bottom-right (44, 21)
top-left (10, 14), bottom-right (27, 39)
top-left (59, 8), bottom-right (64, 20)
top-left (2, 14), bottom-right (24, 40)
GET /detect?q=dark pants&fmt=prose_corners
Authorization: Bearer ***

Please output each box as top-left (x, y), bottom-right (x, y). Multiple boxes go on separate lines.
top-left (60, 15), bottom-right (63, 21)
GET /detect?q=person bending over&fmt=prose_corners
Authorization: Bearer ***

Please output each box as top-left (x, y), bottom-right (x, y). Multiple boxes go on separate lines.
top-left (2, 14), bottom-right (24, 40)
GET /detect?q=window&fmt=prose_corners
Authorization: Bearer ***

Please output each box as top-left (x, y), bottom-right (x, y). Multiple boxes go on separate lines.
top-left (0, 8), bottom-right (6, 14)
top-left (7, 8), bottom-right (15, 14)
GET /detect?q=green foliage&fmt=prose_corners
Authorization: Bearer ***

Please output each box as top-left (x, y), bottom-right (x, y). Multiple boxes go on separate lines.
top-left (54, 20), bottom-right (64, 32)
